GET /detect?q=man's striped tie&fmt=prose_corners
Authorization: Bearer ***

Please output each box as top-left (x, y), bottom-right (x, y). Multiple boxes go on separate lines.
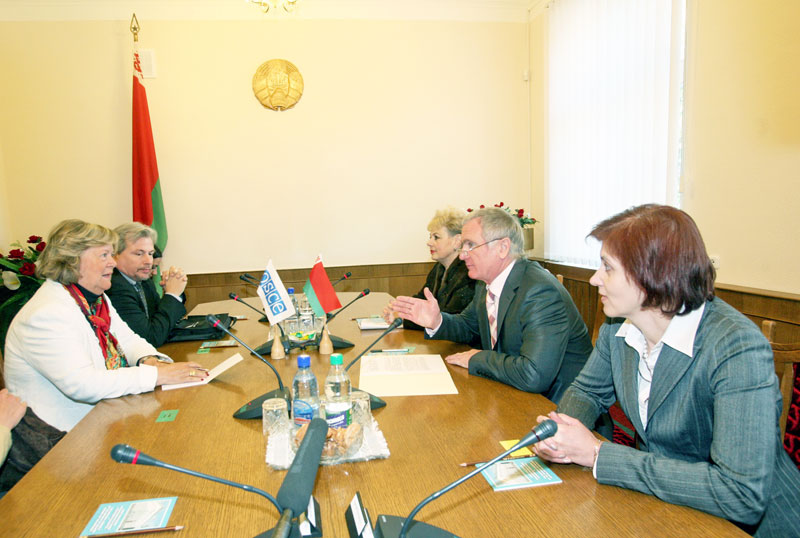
top-left (487, 289), bottom-right (498, 349)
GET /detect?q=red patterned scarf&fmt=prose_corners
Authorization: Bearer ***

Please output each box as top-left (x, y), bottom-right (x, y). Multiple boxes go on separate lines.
top-left (65, 284), bottom-right (128, 370)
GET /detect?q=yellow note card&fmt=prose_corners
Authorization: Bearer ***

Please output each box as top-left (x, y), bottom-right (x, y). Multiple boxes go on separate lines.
top-left (500, 440), bottom-right (533, 458)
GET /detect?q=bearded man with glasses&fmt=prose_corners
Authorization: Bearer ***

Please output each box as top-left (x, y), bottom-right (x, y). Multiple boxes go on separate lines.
top-left (389, 207), bottom-right (592, 405)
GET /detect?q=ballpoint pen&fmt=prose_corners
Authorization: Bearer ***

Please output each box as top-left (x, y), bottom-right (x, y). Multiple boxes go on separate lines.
top-left (459, 454), bottom-right (533, 467)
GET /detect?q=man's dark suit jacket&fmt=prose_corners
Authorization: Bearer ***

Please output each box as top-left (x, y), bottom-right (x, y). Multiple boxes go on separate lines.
top-left (429, 259), bottom-right (592, 404)
top-left (404, 257), bottom-right (475, 331)
top-left (107, 269), bottom-right (186, 347)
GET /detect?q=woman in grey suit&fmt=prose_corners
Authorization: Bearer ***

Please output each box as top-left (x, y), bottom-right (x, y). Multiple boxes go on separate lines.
top-left (533, 204), bottom-right (799, 537)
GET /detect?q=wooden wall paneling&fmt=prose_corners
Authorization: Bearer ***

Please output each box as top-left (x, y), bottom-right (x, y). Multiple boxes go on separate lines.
top-left (185, 260), bottom-right (800, 345)
top-left (184, 262), bottom-right (434, 313)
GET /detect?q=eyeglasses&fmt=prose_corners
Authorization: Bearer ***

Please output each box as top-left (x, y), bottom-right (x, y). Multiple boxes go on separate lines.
top-left (458, 238), bottom-right (499, 255)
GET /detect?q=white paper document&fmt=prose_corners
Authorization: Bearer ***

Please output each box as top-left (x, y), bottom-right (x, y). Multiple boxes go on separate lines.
top-left (161, 353), bottom-right (244, 391)
top-left (358, 354), bottom-right (458, 397)
top-left (355, 317), bottom-right (391, 330)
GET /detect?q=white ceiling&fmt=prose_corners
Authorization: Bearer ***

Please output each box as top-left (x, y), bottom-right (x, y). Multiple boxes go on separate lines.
top-left (0, 0), bottom-right (548, 23)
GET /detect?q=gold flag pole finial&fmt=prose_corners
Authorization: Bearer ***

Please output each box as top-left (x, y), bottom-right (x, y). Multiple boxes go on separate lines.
top-left (130, 13), bottom-right (140, 42)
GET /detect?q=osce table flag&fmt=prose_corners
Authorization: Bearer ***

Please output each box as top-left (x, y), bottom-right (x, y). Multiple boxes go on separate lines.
top-left (257, 260), bottom-right (296, 325)
top-left (303, 255), bottom-right (342, 318)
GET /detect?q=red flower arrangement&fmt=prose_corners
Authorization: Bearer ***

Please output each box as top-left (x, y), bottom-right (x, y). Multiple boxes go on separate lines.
top-left (2, 234), bottom-right (47, 345)
top-left (466, 202), bottom-right (538, 227)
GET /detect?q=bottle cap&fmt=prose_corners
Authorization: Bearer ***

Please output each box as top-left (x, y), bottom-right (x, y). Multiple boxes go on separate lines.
top-left (330, 353), bottom-right (343, 365)
top-left (297, 354), bottom-right (311, 368)
top-left (287, 287), bottom-right (295, 294)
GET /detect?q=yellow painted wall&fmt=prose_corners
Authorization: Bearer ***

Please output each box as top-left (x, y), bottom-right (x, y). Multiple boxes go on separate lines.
top-left (0, 18), bottom-right (530, 273)
top-left (3, 0), bottom-right (798, 294)
top-left (682, 0), bottom-right (800, 293)
top-left (528, 0), bottom-right (799, 294)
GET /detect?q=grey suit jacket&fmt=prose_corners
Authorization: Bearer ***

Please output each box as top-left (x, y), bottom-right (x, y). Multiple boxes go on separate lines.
top-left (558, 298), bottom-right (800, 536)
top-left (429, 259), bottom-right (592, 404)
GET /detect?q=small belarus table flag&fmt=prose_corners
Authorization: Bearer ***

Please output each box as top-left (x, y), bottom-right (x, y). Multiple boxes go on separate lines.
top-left (303, 255), bottom-right (342, 318)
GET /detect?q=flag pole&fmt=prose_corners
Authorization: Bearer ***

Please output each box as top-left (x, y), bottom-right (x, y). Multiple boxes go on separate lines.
top-left (130, 13), bottom-right (140, 42)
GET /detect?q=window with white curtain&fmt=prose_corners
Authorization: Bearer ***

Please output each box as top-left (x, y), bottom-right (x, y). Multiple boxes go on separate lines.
top-left (545, 0), bottom-right (686, 267)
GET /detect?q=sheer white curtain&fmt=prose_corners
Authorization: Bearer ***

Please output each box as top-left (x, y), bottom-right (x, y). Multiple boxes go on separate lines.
top-left (545, 0), bottom-right (686, 267)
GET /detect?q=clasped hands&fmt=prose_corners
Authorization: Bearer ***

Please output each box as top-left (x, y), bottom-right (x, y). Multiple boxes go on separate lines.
top-left (532, 411), bottom-right (602, 468)
top-left (160, 265), bottom-right (188, 296)
top-left (383, 288), bottom-right (479, 369)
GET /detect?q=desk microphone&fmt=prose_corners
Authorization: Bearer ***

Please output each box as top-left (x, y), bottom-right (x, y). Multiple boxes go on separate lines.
top-left (344, 317), bottom-right (403, 410)
top-left (239, 274), bottom-right (270, 323)
top-left (373, 420), bottom-right (558, 538)
top-left (230, 290), bottom-right (270, 324)
top-left (331, 271), bottom-right (352, 287)
top-left (318, 288), bottom-right (371, 349)
top-left (111, 419), bottom-right (328, 538)
top-left (245, 272), bottom-right (350, 288)
top-left (241, 273), bottom-right (260, 286)
top-left (271, 418), bottom-right (328, 538)
top-left (255, 289), bottom-right (369, 356)
top-left (110, 443), bottom-right (281, 512)
top-left (206, 314), bottom-right (290, 420)
top-left (326, 288), bottom-right (369, 323)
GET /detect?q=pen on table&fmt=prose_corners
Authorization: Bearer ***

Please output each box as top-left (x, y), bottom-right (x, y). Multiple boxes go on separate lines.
top-left (350, 315), bottom-right (382, 320)
top-left (195, 367), bottom-right (209, 372)
top-left (371, 348), bottom-right (411, 354)
top-left (79, 525), bottom-right (184, 538)
top-left (459, 455), bottom-right (532, 467)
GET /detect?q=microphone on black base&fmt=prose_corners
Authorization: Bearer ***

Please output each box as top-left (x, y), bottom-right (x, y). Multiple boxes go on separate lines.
top-left (241, 273), bottom-right (260, 286)
top-left (259, 418), bottom-right (328, 538)
top-left (317, 288), bottom-right (371, 349)
top-left (344, 317), bottom-right (403, 410)
top-left (331, 272), bottom-right (352, 287)
top-left (206, 314), bottom-right (290, 420)
top-left (230, 291), bottom-right (271, 324)
top-left (111, 419), bottom-right (329, 538)
top-left (229, 293), bottom-right (290, 354)
top-left (240, 275), bottom-right (271, 323)
top-left (110, 443), bottom-right (281, 512)
top-left (372, 420), bottom-right (558, 538)
top-left (326, 288), bottom-right (369, 323)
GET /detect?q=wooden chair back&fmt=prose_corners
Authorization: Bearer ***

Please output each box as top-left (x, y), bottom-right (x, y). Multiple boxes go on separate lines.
top-left (762, 320), bottom-right (800, 439)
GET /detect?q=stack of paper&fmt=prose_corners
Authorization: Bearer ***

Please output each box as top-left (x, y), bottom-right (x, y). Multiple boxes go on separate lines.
top-left (358, 354), bottom-right (458, 397)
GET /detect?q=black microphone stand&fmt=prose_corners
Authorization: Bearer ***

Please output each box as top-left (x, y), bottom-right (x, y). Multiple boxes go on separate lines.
top-left (374, 421), bottom-right (558, 538)
top-left (229, 293), bottom-right (291, 355)
top-left (240, 274), bottom-right (271, 322)
top-left (207, 314), bottom-right (290, 419)
top-left (344, 317), bottom-right (403, 410)
top-left (254, 289), bottom-right (371, 356)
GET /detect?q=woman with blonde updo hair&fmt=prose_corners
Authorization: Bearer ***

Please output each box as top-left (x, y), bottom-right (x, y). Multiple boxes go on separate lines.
top-left (4, 219), bottom-right (206, 432)
top-left (384, 208), bottom-right (475, 330)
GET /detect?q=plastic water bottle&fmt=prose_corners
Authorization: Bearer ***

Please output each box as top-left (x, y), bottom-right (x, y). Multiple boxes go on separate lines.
top-left (324, 353), bottom-right (352, 428)
top-left (292, 354), bottom-right (319, 426)
top-left (287, 287), bottom-right (299, 318)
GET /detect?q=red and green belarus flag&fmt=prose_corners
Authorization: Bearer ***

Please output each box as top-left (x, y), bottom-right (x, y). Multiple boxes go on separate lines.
top-left (303, 255), bottom-right (342, 318)
top-left (132, 46), bottom-right (167, 252)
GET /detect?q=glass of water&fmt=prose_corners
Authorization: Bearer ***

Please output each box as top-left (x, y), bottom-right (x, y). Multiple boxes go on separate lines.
top-left (262, 398), bottom-right (289, 436)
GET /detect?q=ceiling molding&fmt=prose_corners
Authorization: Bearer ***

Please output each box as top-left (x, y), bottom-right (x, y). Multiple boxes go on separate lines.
top-left (0, 0), bottom-right (533, 23)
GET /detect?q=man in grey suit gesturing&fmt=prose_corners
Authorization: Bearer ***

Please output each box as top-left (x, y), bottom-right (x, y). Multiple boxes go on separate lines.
top-left (390, 207), bottom-right (592, 405)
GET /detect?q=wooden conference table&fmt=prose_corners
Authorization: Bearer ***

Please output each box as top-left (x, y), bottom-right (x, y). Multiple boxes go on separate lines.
top-left (0, 293), bottom-right (744, 537)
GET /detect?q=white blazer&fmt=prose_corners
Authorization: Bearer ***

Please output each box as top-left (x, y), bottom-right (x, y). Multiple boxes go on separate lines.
top-left (3, 279), bottom-right (170, 431)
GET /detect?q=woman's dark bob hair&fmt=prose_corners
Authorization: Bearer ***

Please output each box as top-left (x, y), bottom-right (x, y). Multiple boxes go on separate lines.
top-left (589, 204), bottom-right (716, 316)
